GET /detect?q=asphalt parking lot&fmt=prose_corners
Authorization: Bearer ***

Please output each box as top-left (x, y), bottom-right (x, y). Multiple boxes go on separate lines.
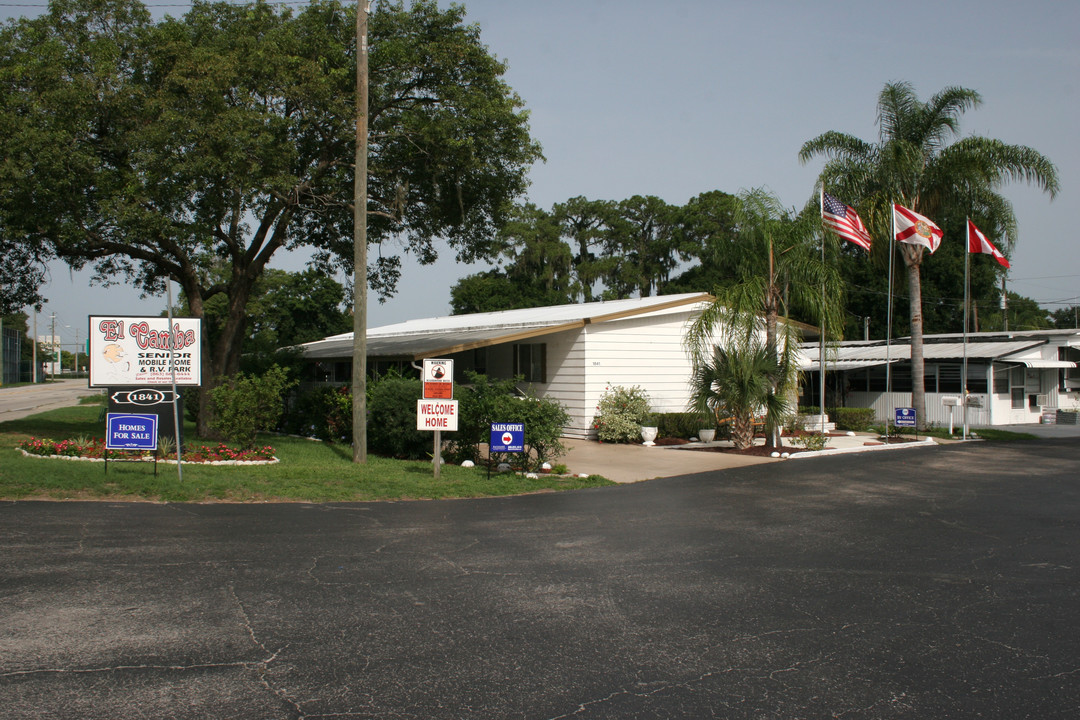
top-left (2, 436), bottom-right (1079, 719)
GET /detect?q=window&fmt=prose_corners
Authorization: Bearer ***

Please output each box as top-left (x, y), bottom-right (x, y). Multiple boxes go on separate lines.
top-left (513, 343), bottom-right (546, 383)
top-left (937, 364), bottom-right (962, 393)
top-left (966, 364), bottom-right (988, 394)
top-left (1061, 347), bottom-right (1080, 390)
top-left (866, 366), bottom-right (886, 392)
top-left (924, 366), bottom-right (937, 393)
top-left (889, 365), bottom-right (912, 392)
top-left (472, 348), bottom-right (487, 376)
top-left (1011, 387), bottom-right (1025, 409)
top-left (993, 366), bottom-right (1010, 394)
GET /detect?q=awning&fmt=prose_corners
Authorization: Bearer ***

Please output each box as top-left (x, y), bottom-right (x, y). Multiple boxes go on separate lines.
top-left (798, 359), bottom-right (898, 372)
top-left (1001, 359), bottom-right (1077, 369)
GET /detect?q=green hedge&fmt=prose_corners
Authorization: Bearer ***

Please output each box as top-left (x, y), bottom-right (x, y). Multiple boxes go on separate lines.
top-left (654, 412), bottom-right (709, 439)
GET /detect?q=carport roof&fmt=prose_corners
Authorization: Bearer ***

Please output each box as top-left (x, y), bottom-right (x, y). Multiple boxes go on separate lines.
top-left (799, 339), bottom-right (1047, 371)
top-left (300, 293), bottom-right (714, 361)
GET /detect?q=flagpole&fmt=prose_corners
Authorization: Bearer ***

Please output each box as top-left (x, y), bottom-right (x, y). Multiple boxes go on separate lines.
top-left (962, 219), bottom-right (970, 440)
top-left (885, 204), bottom-right (895, 439)
top-left (819, 187), bottom-right (826, 435)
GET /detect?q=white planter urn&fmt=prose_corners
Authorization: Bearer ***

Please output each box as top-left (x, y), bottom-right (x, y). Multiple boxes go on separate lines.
top-left (698, 429), bottom-right (716, 443)
top-left (640, 426), bottom-right (658, 446)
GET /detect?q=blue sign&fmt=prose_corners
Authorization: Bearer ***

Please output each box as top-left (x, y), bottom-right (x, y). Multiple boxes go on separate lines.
top-left (894, 408), bottom-right (916, 428)
top-left (106, 413), bottom-right (158, 451)
top-left (490, 422), bottom-right (524, 453)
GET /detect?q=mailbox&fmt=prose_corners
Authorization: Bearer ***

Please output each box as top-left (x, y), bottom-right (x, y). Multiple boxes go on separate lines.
top-left (941, 396), bottom-right (961, 407)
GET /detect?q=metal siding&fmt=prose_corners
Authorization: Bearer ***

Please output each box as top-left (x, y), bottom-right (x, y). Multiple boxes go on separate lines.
top-left (583, 309), bottom-right (699, 437)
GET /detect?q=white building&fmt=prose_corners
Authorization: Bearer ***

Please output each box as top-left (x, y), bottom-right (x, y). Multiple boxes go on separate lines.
top-left (299, 293), bottom-right (721, 438)
top-left (799, 329), bottom-right (1080, 426)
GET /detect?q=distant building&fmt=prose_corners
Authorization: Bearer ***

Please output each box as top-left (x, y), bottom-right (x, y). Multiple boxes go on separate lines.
top-left (799, 329), bottom-right (1080, 426)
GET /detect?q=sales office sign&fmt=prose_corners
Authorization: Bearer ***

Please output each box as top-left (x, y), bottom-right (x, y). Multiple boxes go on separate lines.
top-left (89, 316), bottom-right (202, 388)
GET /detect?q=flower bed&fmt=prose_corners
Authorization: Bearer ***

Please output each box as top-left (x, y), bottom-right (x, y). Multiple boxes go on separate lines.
top-left (17, 437), bottom-right (277, 465)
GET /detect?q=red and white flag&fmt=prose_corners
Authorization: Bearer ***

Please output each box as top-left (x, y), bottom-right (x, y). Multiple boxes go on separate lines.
top-left (893, 204), bottom-right (943, 253)
top-left (822, 192), bottom-right (872, 251)
top-left (968, 220), bottom-right (1010, 268)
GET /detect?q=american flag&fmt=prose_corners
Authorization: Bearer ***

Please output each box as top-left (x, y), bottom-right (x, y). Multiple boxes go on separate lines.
top-left (822, 192), bottom-right (872, 251)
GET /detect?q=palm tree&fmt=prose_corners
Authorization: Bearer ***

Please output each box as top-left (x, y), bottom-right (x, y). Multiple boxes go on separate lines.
top-left (800, 81), bottom-right (1058, 428)
top-left (688, 342), bottom-right (788, 451)
top-left (685, 187), bottom-right (845, 447)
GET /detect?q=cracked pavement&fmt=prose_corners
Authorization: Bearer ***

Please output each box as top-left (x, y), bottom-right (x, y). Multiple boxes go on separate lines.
top-left (2, 438), bottom-right (1078, 718)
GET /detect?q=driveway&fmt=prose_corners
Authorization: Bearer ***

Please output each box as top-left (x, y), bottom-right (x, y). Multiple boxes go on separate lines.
top-left (0, 379), bottom-right (99, 423)
top-left (2, 437), bottom-right (1078, 718)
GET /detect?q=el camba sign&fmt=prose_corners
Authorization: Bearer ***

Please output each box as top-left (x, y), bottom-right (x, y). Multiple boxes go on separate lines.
top-left (89, 316), bottom-right (202, 388)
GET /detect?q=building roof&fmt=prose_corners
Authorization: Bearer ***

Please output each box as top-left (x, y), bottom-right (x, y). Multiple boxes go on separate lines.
top-left (301, 293), bottom-right (714, 361)
top-left (799, 330), bottom-right (1079, 371)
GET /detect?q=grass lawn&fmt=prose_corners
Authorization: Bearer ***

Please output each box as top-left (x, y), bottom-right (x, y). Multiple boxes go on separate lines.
top-left (0, 404), bottom-right (615, 503)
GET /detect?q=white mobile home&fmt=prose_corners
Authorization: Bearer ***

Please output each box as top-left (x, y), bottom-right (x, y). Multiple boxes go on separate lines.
top-left (299, 293), bottom-right (718, 438)
top-left (799, 329), bottom-right (1080, 426)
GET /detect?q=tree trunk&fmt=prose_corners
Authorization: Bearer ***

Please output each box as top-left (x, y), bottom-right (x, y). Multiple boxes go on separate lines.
top-left (763, 302), bottom-right (782, 449)
top-left (185, 275), bottom-right (254, 438)
top-left (733, 414), bottom-right (754, 450)
top-left (903, 247), bottom-right (927, 430)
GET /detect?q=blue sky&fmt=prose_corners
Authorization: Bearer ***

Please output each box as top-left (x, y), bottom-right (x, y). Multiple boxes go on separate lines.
top-left (11, 0), bottom-right (1079, 342)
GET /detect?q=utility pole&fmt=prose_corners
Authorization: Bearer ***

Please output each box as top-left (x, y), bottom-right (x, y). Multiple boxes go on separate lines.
top-left (352, 1), bottom-right (371, 464)
top-left (1000, 277), bottom-right (1008, 332)
top-left (50, 312), bottom-right (57, 379)
top-left (32, 312), bottom-right (37, 382)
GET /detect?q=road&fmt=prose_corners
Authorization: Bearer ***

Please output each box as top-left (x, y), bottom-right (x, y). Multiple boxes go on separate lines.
top-left (2, 438), bottom-right (1078, 718)
top-left (0, 379), bottom-right (100, 424)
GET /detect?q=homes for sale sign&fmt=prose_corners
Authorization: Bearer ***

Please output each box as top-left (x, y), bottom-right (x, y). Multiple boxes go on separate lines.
top-left (105, 413), bottom-right (158, 451)
top-left (89, 316), bottom-right (202, 388)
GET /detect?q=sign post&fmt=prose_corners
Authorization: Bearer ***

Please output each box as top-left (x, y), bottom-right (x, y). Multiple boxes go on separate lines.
top-left (419, 359), bottom-right (455, 479)
top-left (488, 422), bottom-right (525, 479)
top-left (105, 413), bottom-right (158, 475)
top-left (894, 407), bottom-right (917, 441)
top-left (416, 397), bottom-right (458, 479)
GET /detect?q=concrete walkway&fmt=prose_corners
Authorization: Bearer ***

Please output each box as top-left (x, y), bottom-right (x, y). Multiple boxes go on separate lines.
top-left (560, 431), bottom-right (934, 483)
top-left (560, 437), bottom-right (776, 483)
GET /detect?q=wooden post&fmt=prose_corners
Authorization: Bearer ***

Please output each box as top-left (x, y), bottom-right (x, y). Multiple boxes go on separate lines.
top-left (433, 430), bottom-right (441, 480)
top-left (352, 1), bottom-right (371, 464)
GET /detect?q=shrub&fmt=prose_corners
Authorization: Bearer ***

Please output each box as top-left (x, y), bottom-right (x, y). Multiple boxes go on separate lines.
top-left (451, 372), bottom-right (569, 471)
top-left (832, 407), bottom-right (875, 432)
top-left (210, 365), bottom-right (296, 449)
top-left (593, 385), bottom-right (652, 443)
top-left (654, 412), bottom-right (710, 439)
top-left (285, 385), bottom-right (352, 441)
top-left (791, 432), bottom-right (829, 451)
top-left (367, 372), bottom-right (431, 460)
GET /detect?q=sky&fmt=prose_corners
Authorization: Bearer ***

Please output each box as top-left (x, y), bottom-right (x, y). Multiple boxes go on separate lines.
top-left (9, 0), bottom-right (1080, 348)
